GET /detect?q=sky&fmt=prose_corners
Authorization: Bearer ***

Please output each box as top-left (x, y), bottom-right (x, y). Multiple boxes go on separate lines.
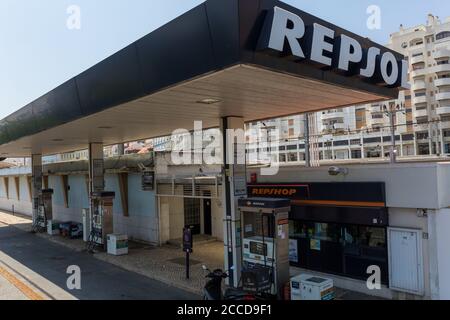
top-left (0, 0), bottom-right (449, 119)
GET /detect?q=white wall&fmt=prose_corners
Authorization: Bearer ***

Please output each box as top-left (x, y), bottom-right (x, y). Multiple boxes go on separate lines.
top-left (249, 162), bottom-right (448, 209)
top-left (0, 176), bottom-right (32, 216)
top-left (435, 209), bottom-right (450, 299)
top-left (0, 171), bottom-right (159, 244)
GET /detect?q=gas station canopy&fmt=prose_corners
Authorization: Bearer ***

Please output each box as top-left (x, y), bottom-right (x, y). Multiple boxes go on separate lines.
top-left (0, 0), bottom-right (406, 157)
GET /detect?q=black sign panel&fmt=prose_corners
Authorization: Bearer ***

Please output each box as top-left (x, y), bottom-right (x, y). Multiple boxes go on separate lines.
top-left (183, 227), bottom-right (193, 253)
top-left (248, 184), bottom-right (310, 200)
top-left (248, 182), bottom-right (386, 204)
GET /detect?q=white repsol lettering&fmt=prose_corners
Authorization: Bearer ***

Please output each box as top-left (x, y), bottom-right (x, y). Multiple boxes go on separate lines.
top-left (258, 6), bottom-right (409, 88)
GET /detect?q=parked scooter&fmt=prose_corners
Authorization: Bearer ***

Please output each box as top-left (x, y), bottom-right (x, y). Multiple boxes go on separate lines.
top-left (202, 265), bottom-right (269, 300)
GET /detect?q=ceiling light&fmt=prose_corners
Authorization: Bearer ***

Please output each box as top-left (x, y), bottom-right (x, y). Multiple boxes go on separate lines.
top-left (197, 98), bottom-right (221, 105)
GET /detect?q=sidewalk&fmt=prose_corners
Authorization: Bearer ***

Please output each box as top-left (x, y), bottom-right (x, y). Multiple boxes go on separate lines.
top-left (0, 211), bottom-right (385, 299)
top-left (0, 211), bottom-right (222, 295)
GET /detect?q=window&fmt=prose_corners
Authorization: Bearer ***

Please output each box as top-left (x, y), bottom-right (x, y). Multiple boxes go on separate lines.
top-left (351, 149), bottom-right (362, 159)
top-left (343, 226), bottom-right (386, 249)
top-left (416, 132), bottom-right (429, 140)
top-left (418, 143), bottom-right (430, 155)
top-left (286, 144), bottom-right (298, 151)
top-left (288, 152), bottom-right (298, 162)
top-left (289, 128), bottom-right (295, 137)
top-left (436, 31), bottom-right (450, 41)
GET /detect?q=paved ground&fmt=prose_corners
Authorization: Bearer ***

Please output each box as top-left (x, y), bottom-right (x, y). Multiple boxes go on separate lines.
top-left (0, 220), bottom-right (198, 300)
top-left (0, 211), bottom-right (385, 300)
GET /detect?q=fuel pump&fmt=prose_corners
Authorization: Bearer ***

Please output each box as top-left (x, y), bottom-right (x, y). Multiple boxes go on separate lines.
top-left (33, 189), bottom-right (54, 232)
top-left (238, 198), bottom-right (290, 298)
top-left (87, 191), bottom-right (115, 251)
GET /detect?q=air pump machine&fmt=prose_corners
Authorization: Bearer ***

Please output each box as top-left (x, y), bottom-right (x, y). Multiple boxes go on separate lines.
top-left (238, 198), bottom-right (291, 298)
top-left (87, 191), bottom-right (115, 251)
top-left (34, 189), bottom-right (54, 232)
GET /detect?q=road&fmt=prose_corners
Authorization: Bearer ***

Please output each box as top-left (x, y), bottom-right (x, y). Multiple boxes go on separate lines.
top-left (0, 221), bottom-right (198, 300)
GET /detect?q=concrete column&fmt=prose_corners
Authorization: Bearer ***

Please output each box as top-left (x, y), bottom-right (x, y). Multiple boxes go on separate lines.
top-left (221, 117), bottom-right (246, 288)
top-left (88, 143), bottom-right (105, 195)
top-left (361, 133), bottom-right (365, 159)
top-left (428, 122), bottom-right (433, 155)
top-left (304, 113), bottom-right (311, 167)
top-left (117, 143), bottom-right (125, 156)
top-left (413, 134), bottom-right (418, 156)
top-left (31, 154), bottom-right (42, 228)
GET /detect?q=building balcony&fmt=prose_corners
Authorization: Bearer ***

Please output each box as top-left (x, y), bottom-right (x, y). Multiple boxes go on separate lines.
top-left (432, 64), bottom-right (450, 75)
top-left (411, 68), bottom-right (428, 78)
top-left (414, 123), bottom-right (429, 132)
top-left (435, 78), bottom-right (450, 87)
top-left (412, 95), bottom-right (428, 105)
top-left (332, 123), bottom-right (347, 131)
top-left (437, 106), bottom-right (450, 116)
top-left (414, 108), bottom-right (429, 118)
top-left (440, 120), bottom-right (450, 129)
top-left (371, 117), bottom-right (385, 125)
top-left (410, 55), bottom-right (425, 65)
top-left (436, 92), bottom-right (450, 102)
top-left (411, 80), bottom-right (427, 91)
top-left (433, 48), bottom-right (450, 60)
top-left (322, 111), bottom-right (345, 120)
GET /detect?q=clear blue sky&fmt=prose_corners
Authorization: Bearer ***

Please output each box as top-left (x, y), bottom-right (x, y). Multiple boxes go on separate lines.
top-left (0, 0), bottom-right (448, 119)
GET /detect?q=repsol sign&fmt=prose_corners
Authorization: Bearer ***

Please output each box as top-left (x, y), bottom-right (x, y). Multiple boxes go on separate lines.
top-left (257, 6), bottom-right (408, 88)
top-left (248, 184), bottom-right (309, 199)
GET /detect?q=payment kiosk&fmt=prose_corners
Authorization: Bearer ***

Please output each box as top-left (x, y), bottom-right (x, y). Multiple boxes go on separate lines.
top-left (238, 198), bottom-right (291, 298)
top-left (88, 191), bottom-right (115, 250)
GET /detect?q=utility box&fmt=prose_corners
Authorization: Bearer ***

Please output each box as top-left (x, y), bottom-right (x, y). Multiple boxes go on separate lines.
top-left (107, 234), bottom-right (128, 256)
top-left (290, 274), bottom-right (335, 300)
top-left (47, 220), bottom-right (60, 236)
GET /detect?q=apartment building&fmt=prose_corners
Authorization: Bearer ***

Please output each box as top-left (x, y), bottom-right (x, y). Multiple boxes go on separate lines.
top-left (388, 14), bottom-right (450, 156)
top-left (246, 14), bottom-right (450, 165)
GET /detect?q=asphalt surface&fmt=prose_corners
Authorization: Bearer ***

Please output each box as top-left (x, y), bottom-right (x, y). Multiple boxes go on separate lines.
top-left (0, 222), bottom-right (199, 300)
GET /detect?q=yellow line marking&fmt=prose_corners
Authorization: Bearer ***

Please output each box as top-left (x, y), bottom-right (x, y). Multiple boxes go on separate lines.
top-left (0, 265), bottom-right (45, 300)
